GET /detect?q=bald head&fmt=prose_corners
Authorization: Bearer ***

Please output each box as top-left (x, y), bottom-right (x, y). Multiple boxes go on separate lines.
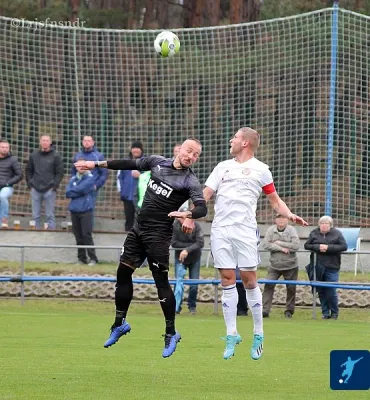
top-left (173, 137), bottom-right (202, 169)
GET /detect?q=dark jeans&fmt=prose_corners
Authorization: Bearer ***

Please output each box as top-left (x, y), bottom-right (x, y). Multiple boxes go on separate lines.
top-left (236, 282), bottom-right (248, 314)
top-left (123, 200), bottom-right (136, 231)
top-left (318, 268), bottom-right (339, 317)
top-left (236, 267), bottom-right (248, 314)
top-left (71, 211), bottom-right (98, 263)
top-left (262, 267), bottom-right (299, 314)
top-left (175, 258), bottom-right (200, 311)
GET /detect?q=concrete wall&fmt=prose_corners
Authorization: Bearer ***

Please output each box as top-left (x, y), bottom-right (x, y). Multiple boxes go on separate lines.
top-left (1, 221), bottom-right (369, 272)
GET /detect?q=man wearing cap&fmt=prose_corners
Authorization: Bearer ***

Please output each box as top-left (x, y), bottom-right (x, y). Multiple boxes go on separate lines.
top-left (261, 214), bottom-right (300, 319)
top-left (117, 140), bottom-right (144, 231)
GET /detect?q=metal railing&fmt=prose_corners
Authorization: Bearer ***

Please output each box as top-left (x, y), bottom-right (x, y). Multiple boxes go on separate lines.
top-left (1, 244), bottom-right (370, 319)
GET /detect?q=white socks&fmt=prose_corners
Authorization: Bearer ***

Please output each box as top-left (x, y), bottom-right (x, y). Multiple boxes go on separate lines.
top-left (221, 285), bottom-right (238, 335)
top-left (246, 286), bottom-right (263, 335)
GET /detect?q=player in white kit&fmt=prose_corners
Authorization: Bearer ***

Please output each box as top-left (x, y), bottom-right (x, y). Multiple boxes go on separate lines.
top-left (185, 127), bottom-right (308, 360)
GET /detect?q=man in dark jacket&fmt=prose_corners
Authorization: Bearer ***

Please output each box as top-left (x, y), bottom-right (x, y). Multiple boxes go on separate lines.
top-left (171, 215), bottom-right (204, 314)
top-left (0, 139), bottom-right (23, 228)
top-left (66, 160), bottom-right (98, 265)
top-left (71, 135), bottom-right (108, 206)
top-left (304, 215), bottom-right (347, 320)
top-left (117, 140), bottom-right (144, 231)
top-left (26, 135), bottom-right (64, 229)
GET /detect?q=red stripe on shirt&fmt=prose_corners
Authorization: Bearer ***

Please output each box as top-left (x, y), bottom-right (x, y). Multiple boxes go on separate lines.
top-left (262, 182), bottom-right (276, 195)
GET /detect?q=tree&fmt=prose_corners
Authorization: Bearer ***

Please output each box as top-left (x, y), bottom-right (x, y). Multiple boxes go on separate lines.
top-left (70, 0), bottom-right (80, 22)
top-left (190, 0), bottom-right (204, 27)
top-left (208, 0), bottom-right (220, 26)
top-left (243, 0), bottom-right (261, 22)
top-left (230, 0), bottom-right (242, 24)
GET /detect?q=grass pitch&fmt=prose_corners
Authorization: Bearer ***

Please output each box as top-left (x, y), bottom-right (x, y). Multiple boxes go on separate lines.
top-left (1, 299), bottom-right (369, 400)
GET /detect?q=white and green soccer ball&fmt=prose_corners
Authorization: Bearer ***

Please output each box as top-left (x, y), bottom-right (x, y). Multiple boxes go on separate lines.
top-left (154, 31), bottom-right (180, 58)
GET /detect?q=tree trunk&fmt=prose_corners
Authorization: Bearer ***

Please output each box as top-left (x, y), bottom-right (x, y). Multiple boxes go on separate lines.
top-left (230, 0), bottom-right (242, 24)
top-left (354, 0), bottom-right (364, 10)
top-left (190, 0), bottom-right (204, 27)
top-left (183, 0), bottom-right (192, 28)
top-left (243, 0), bottom-right (260, 22)
top-left (69, 0), bottom-right (80, 22)
top-left (157, 0), bottom-right (168, 28)
top-left (209, 0), bottom-right (220, 26)
top-left (127, 0), bottom-right (136, 28)
top-left (142, 0), bottom-right (154, 28)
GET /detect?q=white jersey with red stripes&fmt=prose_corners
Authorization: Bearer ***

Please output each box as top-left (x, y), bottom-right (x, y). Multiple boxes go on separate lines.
top-left (205, 157), bottom-right (275, 229)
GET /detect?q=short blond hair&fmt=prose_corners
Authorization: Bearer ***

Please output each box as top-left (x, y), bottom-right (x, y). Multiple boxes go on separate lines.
top-left (238, 127), bottom-right (260, 150)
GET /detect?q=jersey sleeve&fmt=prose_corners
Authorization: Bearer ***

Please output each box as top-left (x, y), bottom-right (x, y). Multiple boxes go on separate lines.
top-left (261, 168), bottom-right (275, 194)
top-left (204, 164), bottom-right (221, 192)
top-left (136, 155), bottom-right (165, 171)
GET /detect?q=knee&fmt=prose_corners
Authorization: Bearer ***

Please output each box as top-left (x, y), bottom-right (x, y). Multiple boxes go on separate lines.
top-left (221, 278), bottom-right (235, 287)
top-left (116, 263), bottom-right (134, 284)
top-left (152, 269), bottom-right (170, 289)
top-left (286, 285), bottom-right (296, 292)
top-left (245, 282), bottom-right (258, 290)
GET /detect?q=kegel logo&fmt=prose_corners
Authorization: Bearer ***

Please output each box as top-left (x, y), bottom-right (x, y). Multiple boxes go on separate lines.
top-left (148, 179), bottom-right (173, 198)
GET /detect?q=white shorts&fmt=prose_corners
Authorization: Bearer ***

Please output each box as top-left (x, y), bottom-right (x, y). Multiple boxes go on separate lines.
top-left (210, 224), bottom-right (260, 270)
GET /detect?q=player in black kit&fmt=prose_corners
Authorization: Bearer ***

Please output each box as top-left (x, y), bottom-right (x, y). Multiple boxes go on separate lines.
top-left (74, 138), bottom-right (206, 358)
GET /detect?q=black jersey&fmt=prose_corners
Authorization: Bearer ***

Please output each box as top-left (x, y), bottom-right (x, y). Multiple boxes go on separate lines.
top-left (133, 156), bottom-right (204, 228)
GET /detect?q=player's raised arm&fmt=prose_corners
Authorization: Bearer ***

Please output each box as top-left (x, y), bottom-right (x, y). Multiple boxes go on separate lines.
top-left (74, 158), bottom-right (139, 171)
top-left (266, 191), bottom-right (308, 226)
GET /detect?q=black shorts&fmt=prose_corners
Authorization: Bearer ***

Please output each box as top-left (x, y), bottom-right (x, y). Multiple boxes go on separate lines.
top-left (120, 222), bottom-right (172, 272)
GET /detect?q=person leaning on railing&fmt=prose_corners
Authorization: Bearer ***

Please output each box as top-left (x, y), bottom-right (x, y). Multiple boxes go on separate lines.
top-left (304, 215), bottom-right (347, 320)
top-left (261, 214), bottom-right (300, 319)
top-left (0, 138), bottom-right (23, 228)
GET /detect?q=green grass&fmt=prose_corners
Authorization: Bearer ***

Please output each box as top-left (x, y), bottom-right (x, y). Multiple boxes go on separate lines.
top-left (1, 299), bottom-right (369, 400)
top-left (1, 260), bottom-right (370, 282)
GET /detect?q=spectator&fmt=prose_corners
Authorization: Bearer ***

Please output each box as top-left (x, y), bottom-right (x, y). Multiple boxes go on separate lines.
top-left (26, 135), bottom-right (64, 229)
top-left (304, 215), bottom-right (347, 320)
top-left (66, 158), bottom-right (98, 266)
top-left (117, 140), bottom-right (144, 231)
top-left (262, 214), bottom-right (300, 319)
top-left (236, 267), bottom-right (248, 316)
top-left (0, 139), bottom-right (23, 228)
top-left (137, 170), bottom-right (151, 210)
top-left (171, 213), bottom-right (204, 314)
top-left (172, 143), bottom-right (181, 158)
top-left (71, 135), bottom-right (108, 206)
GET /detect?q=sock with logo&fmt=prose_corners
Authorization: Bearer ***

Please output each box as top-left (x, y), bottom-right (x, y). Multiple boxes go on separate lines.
top-left (153, 270), bottom-right (176, 335)
top-left (221, 284), bottom-right (238, 336)
top-left (246, 286), bottom-right (263, 335)
top-left (158, 287), bottom-right (176, 335)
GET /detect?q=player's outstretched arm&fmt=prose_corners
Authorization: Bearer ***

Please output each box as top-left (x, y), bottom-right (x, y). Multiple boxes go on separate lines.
top-left (266, 192), bottom-right (308, 226)
top-left (168, 200), bottom-right (207, 220)
top-left (74, 159), bottom-right (139, 171)
top-left (178, 187), bottom-right (214, 233)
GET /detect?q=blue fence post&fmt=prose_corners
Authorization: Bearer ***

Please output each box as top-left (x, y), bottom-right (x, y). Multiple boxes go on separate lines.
top-left (20, 247), bottom-right (25, 306)
top-left (325, 1), bottom-right (339, 216)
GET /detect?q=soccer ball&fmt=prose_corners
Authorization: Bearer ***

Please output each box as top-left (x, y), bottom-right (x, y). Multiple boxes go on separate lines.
top-left (154, 31), bottom-right (180, 58)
